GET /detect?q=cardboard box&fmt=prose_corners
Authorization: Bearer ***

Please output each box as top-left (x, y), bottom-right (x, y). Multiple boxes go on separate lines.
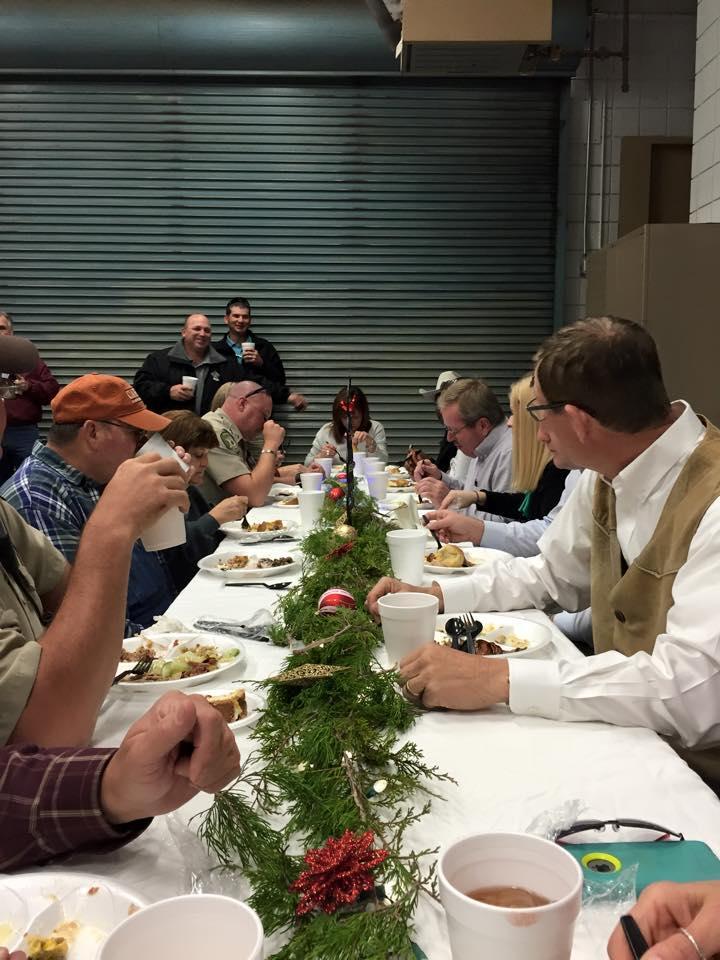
top-left (402, 0), bottom-right (553, 44)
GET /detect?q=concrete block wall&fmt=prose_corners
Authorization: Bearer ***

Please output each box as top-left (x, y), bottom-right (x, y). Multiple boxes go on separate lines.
top-left (563, 0), bottom-right (697, 324)
top-left (691, 0), bottom-right (720, 220)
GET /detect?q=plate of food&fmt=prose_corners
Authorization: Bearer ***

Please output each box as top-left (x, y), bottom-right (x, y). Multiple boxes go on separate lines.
top-left (435, 613), bottom-right (551, 658)
top-left (197, 549), bottom-right (299, 581)
top-left (424, 544), bottom-right (512, 574)
top-left (276, 495), bottom-right (300, 507)
top-left (385, 465), bottom-right (409, 477)
top-left (203, 687), bottom-right (265, 731)
top-left (387, 476), bottom-right (415, 489)
top-left (268, 484), bottom-right (299, 501)
top-left (114, 634), bottom-right (245, 689)
top-left (0, 873), bottom-right (147, 960)
top-left (220, 518), bottom-right (299, 541)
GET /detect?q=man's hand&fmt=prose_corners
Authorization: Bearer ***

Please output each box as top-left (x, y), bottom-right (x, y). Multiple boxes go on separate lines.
top-left (0, 949), bottom-right (26, 960)
top-left (288, 392), bottom-right (307, 411)
top-left (243, 346), bottom-right (262, 366)
top-left (607, 881), bottom-right (720, 960)
top-left (93, 454), bottom-right (190, 544)
top-left (262, 419), bottom-right (286, 449)
top-left (352, 430), bottom-right (377, 454)
top-left (413, 459), bottom-right (441, 482)
top-left (440, 489), bottom-right (483, 511)
top-left (12, 375), bottom-right (28, 395)
top-left (100, 692), bottom-right (241, 824)
top-left (400, 644), bottom-right (509, 710)
top-left (366, 576), bottom-right (444, 620)
top-left (209, 495), bottom-right (249, 526)
top-left (276, 463), bottom-right (305, 484)
top-left (169, 384), bottom-right (194, 402)
top-left (416, 477), bottom-right (450, 508)
top-left (426, 510), bottom-right (485, 545)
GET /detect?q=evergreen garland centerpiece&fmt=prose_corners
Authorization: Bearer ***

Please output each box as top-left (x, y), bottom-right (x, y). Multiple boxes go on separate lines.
top-left (199, 380), bottom-right (453, 959)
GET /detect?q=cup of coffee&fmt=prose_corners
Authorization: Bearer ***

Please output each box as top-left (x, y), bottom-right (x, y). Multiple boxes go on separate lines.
top-left (386, 528), bottom-right (427, 585)
top-left (300, 471), bottom-right (323, 492)
top-left (315, 457), bottom-right (334, 479)
top-left (99, 894), bottom-right (263, 960)
top-left (182, 375), bottom-right (198, 394)
top-left (377, 592), bottom-right (439, 665)
top-left (365, 470), bottom-right (389, 501)
top-left (439, 832), bottom-right (583, 960)
top-left (298, 490), bottom-right (325, 532)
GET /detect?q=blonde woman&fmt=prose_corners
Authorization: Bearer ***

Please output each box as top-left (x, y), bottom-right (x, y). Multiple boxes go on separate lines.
top-left (439, 375), bottom-right (568, 521)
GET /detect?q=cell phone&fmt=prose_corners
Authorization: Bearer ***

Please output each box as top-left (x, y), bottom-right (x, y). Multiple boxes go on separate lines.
top-left (564, 841), bottom-right (720, 892)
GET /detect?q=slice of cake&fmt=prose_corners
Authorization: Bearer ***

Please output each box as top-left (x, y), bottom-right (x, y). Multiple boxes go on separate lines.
top-left (205, 688), bottom-right (247, 724)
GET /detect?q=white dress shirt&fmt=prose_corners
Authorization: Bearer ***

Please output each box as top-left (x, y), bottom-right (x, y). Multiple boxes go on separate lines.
top-left (441, 402), bottom-right (720, 749)
top-left (440, 422), bottom-right (513, 523)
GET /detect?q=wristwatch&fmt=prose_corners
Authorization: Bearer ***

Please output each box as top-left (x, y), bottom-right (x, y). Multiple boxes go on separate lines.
top-left (260, 448), bottom-right (278, 457)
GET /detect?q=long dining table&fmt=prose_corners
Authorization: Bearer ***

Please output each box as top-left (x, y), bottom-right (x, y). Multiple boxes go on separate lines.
top-left (81, 495), bottom-right (720, 959)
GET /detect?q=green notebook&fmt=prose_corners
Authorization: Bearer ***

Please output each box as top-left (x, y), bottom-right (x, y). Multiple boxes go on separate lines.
top-left (564, 841), bottom-right (720, 892)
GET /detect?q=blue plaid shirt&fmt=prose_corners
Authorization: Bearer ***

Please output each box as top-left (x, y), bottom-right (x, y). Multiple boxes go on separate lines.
top-left (0, 442), bottom-right (176, 633)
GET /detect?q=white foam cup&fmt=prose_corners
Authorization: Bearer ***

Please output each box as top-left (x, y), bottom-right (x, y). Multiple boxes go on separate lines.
top-left (136, 433), bottom-right (189, 551)
top-left (353, 451), bottom-right (367, 476)
top-left (386, 528), bottom-right (427, 584)
top-left (182, 375), bottom-right (198, 393)
top-left (315, 457), bottom-right (334, 478)
top-left (377, 592), bottom-right (439, 665)
top-left (365, 470), bottom-right (389, 501)
top-left (98, 894), bottom-right (263, 960)
top-left (298, 490), bottom-right (325, 531)
top-left (438, 832), bottom-right (583, 960)
top-left (300, 471), bottom-right (324, 491)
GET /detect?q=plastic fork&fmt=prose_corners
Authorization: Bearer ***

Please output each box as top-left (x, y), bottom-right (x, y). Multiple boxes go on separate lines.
top-left (461, 612), bottom-right (482, 655)
top-left (225, 581), bottom-right (291, 590)
top-left (113, 655), bottom-right (155, 685)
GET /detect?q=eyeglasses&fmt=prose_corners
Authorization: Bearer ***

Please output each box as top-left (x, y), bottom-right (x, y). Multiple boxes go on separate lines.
top-left (97, 420), bottom-right (147, 449)
top-left (445, 421), bottom-right (476, 440)
top-left (526, 398), bottom-right (595, 422)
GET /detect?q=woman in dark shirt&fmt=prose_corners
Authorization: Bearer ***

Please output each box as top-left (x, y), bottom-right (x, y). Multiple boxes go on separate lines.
top-left (160, 411), bottom-right (248, 590)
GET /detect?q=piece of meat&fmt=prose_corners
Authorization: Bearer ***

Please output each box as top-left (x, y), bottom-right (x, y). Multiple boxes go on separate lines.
top-left (475, 638), bottom-right (504, 656)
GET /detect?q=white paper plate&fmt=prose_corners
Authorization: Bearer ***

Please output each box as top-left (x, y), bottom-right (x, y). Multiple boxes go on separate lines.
top-left (275, 498), bottom-right (300, 508)
top-left (114, 633), bottom-right (245, 690)
top-left (268, 483), bottom-right (299, 499)
top-left (198, 549), bottom-right (299, 581)
top-left (0, 872), bottom-right (147, 958)
top-left (424, 546), bottom-right (512, 575)
top-left (201, 689), bottom-right (265, 731)
top-left (220, 519), bottom-right (299, 542)
top-left (436, 612), bottom-right (551, 658)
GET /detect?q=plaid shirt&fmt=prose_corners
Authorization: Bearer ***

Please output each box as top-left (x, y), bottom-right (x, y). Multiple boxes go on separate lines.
top-left (0, 442), bottom-right (176, 633)
top-left (0, 744), bottom-right (149, 871)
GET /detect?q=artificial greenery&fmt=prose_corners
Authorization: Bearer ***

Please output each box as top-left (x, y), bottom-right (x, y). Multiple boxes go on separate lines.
top-left (199, 487), bottom-right (453, 958)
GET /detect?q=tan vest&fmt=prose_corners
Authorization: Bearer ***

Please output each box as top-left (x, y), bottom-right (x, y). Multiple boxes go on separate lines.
top-left (591, 420), bottom-right (720, 790)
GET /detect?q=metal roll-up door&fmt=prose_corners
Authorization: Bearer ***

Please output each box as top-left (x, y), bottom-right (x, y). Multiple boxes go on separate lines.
top-left (0, 78), bottom-right (560, 462)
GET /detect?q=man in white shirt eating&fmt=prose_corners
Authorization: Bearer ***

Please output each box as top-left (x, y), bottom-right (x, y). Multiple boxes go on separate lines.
top-left (367, 315), bottom-right (720, 790)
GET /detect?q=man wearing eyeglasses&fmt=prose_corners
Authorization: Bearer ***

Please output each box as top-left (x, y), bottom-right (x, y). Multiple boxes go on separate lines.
top-left (201, 381), bottom-right (320, 507)
top-left (369, 316), bottom-right (720, 792)
top-left (413, 378), bottom-right (513, 522)
top-left (1, 375), bottom-right (179, 635)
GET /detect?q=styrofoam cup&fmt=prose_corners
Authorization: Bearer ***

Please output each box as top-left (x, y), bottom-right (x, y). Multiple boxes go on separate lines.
top-left (300, 471), bottom-right (324, 491)
top-left (242, 340), bottom-right (254, 356)
top-left (377, 592), bottom-right (439, 664)
top-left (315, 457), bottom-right (334, 478)
top-left (366, 459), bottom-right (386, 473)
top-left (182, 375), bottom-right (198, 393)
top-left (365, 470), bottom-right (389, 501)
top-left (353, 451), bottom-right (367, 476)
top-left (438, 833), bottom-right (583, 960)
top-left (137, 433), bottom-right (189, 550)
top-left (298, 490), bottom-right (325, 531)
top-left (386, 528), bottom-right (427, 584)
top-left (99, 894), bottom-right (263, 960)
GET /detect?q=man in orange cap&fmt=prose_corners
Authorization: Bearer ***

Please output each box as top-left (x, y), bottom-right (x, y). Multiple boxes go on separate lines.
top-left (1, 374), bottom-right (181, 636)
top-left (0, 359), bottom-right (189, 748)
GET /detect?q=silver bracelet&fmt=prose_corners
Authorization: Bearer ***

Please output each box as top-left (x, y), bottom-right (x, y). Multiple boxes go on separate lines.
top-left (679, 928), bottom-right (707, 960)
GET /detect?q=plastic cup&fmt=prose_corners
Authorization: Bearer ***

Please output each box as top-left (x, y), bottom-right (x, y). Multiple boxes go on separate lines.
top-left (377, 592), bottom-right (439, 664)
top-left (298, 490), bottom-right (325, 531)
top-left (99, 894), bottom-right (263, 960)
top-left (386, 528), bottom-right (427, 584)
top-left (136, 433), bottom-right (189, 551)
top-left (315, 457), bottom-right (334, 478)
top-left (300, 471), bottom-right (323, 491)
top-left (365, 470), bottom-right (389, 501)
top-left (182, 375), bottom-right (198, 394)
top-left (438, 833), bottom-right (583, 960)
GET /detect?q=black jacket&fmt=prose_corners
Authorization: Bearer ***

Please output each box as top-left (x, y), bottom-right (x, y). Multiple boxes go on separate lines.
top-left (165, 486), bottom-right (223, 592)
top-left (134, 341), bottom-right (241, 415)
top-left (481, 461), bottom-right (569, 522)
top-left (214, 333), bottom-right (290, 405)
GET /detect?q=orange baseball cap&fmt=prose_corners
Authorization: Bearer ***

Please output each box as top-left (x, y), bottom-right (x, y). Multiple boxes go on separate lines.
top-left (51, 374), bottom-right (171, 431)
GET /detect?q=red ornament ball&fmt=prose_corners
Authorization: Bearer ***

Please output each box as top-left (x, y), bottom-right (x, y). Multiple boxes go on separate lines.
top-left (336, 472), bottom-right (347, 481)
top-left (327, 486), bottom-right (345, 502)
top-left (317, 588), bottom-right (357, 615)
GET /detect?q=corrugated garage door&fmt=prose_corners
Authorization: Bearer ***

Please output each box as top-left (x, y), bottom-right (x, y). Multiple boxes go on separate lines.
top-left (0, 78), bottom-right (559, 462)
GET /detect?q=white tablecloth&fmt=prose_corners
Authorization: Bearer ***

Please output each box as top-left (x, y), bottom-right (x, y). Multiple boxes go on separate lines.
top-left (86, 503), bottom-right (720, 959)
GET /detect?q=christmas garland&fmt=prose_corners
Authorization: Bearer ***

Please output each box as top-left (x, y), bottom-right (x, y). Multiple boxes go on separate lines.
top-left (199, 486), bottom-right (453, 959)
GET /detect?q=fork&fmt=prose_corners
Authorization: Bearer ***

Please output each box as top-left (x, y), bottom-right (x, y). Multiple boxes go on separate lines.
top-left (113, 655), bottom-right (155, 685)
top-left (240, 510), bottom-right (251, 530)
top-left (461, 612), bottom-right (481, 655)
top-left (225, 581), bottom-right (292, 591)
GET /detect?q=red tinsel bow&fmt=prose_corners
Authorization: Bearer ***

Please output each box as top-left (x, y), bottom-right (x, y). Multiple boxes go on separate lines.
top-left (290, 829), bottom-right (389, 916)
top-left (325, 540), bottom-right (355, 561)
top-left (339, 397), bottom-right (357, 414)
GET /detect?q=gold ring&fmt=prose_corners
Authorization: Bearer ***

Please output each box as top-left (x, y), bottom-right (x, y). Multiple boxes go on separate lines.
top-left (406, 679), bottom-right (424, 698)
top-left (679, 928), bottom-right (707, 960)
